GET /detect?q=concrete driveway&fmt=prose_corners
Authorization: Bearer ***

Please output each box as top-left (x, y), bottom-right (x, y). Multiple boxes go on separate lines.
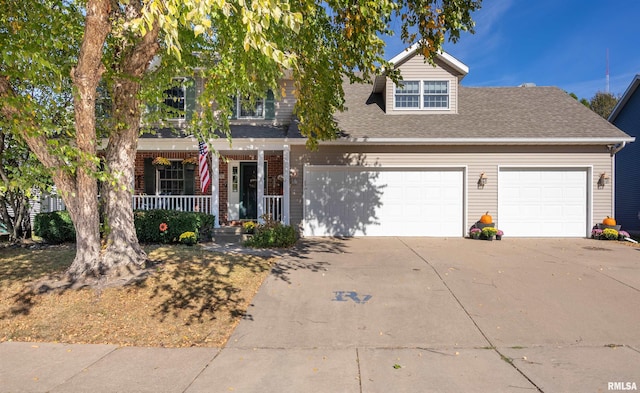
top-left (190, 238), bottom-right (640, 393)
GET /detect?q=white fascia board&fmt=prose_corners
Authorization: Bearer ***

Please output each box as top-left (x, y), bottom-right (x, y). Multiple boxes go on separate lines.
top-left (439, 51), bottom-right (469, 75)
top-left (388, 42), bottom-right (421, 65)
top-left (321, 137), bottom-right (636, 145)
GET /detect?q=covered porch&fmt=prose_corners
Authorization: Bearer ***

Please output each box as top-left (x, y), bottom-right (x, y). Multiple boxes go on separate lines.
top-left (135, 137), bottom-right (294, 228)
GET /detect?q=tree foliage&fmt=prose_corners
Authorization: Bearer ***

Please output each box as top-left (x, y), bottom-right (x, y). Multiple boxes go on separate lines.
top-left (589, 91), bottom-right (618, 119)
top-left (1, 0), bottom-right (482, 281)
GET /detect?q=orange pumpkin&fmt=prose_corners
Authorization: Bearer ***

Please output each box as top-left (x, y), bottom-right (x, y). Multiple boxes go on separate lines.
top-left (480, 211), bottom-right (493, 224)
top-left (602, 216), bottom-right (616, 226)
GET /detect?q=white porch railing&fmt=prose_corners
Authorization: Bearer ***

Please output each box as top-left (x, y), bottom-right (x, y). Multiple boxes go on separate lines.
top-left (263, 195), bottom-right (283, 222)
top-left (41, 195), bottom-right (66, 213)
top-left (40, 194), bottom-right (283, 222)
top-left (132, 195), bottom-right (213, 215)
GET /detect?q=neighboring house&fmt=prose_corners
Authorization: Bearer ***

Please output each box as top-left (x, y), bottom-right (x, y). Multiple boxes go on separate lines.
top-left (135, 44), bottom-right (634, 238)
top-left (609, 74), bottom-right (640, 234)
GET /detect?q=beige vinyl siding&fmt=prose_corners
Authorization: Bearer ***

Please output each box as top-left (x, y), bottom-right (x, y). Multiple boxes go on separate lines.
top-left (274, 78), bottom-right (296, 125)
top-left (290, 144), bottom-right (612, 236)
top-left (387, 56), bottom-right (459, 114)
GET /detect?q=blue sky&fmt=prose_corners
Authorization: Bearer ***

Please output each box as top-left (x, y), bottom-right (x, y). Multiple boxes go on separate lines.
top-left (384, 0), bottom-right (640, 100)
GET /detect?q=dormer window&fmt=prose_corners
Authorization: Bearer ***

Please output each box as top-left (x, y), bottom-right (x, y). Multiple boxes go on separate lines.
top-left (394, 80), bottom-right (449, 110)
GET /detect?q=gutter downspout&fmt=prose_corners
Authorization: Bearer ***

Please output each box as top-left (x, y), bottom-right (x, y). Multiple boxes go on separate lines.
top-left (609, 141), bottom-right (627, 217)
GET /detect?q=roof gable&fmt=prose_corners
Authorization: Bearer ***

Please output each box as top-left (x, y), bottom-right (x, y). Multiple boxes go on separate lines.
top-left (373, 44), bottom-right (468, 94)
top-left (388, 43), bottom-right (469, 75)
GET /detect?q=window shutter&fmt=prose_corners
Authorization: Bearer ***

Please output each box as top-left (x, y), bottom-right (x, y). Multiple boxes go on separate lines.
top-left (230, 96), bottom-right (238, 120)
top-left (185, 77), bottom-right (196, 122)
top-left (184, 166), bottom-right (195, 195)
top-left (264, 89), bottom-right (275, 120)
top-left (143, 158), bottom-right (156, 195)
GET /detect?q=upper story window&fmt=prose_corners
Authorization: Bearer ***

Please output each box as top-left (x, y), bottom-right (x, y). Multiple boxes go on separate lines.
top-left (232, 95), bottom-right (265, 119)
top-left (395, 81), bottom-right (420, 108)
top-left (230, 90), bottom-right (275, 120)
top-left (394, 80), bottom-right (449, 110)
top-left (163, 78), bottom-right (186, 119)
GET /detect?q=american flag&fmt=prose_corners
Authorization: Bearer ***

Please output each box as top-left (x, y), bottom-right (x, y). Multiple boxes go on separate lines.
top-left (199, 141), bottom-right (211, 194)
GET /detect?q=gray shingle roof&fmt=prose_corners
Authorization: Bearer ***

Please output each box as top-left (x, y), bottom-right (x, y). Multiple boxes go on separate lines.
top-left (334, 81), bottom-right (632, 141)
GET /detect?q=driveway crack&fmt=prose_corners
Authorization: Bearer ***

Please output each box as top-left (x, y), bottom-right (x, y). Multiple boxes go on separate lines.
top-left (399, 239), bottom-right (545, 393)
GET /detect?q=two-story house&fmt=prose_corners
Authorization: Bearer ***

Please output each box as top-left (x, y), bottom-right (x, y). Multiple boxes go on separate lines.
top-left (134, 44), bottom-right (634, 238)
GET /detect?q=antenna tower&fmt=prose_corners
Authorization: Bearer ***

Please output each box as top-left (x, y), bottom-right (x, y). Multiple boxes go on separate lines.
top-left (606, 48), bottom-right (610, 93)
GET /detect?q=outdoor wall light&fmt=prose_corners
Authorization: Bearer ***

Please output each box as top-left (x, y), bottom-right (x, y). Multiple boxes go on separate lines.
top-left (598, 172), bottom-right (610, 189)
top-left (477, 172), bottom-right (488, 189)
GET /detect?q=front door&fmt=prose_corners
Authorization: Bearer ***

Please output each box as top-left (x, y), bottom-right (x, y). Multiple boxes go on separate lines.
top-left (228, 161), bottom-right (268, 221)
top-left (239, 162), bottom-right (258, 219)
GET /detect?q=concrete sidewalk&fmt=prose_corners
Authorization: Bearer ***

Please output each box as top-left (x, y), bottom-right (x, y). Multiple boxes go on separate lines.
top-left (1, 238), bottom-right (639, 392)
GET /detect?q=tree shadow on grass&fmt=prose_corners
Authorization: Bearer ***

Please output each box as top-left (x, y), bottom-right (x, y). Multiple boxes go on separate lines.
top-left (144, 254), bottom-right (272, 326)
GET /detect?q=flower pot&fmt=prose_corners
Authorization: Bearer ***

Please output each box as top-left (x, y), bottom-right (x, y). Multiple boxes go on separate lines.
top-left (184, 163), bottom-right (196, 171)
top-left (496, 235), bottom-right (502, 240)
top-left (475, 222), bottom-right (495, 229)
top-left (597, 224), bottom-right (621, 231)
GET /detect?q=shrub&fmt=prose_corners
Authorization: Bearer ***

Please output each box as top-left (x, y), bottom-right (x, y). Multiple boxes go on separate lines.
top-left (244, 221), bottom-right (297, 248)
top-left (134, 210), bottom-right (215, 243)
top-left (179, 231), bottom-right (197, 245)
top-left (34, 211), bottom-right (76, 243)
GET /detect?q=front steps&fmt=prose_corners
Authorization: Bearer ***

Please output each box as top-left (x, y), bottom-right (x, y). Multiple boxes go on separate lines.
top-left (212, 226), bottom-right (244, 245)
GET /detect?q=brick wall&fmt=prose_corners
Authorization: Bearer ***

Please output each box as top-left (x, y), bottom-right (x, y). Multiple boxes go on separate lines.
top-left (134, 152), bottom-right (201, 194)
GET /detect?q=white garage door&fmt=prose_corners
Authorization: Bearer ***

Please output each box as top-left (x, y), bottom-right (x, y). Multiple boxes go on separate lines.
top-left (303, 166), bottom-right (464, 237)
top-left (498, 168), bottom-right (588, 237)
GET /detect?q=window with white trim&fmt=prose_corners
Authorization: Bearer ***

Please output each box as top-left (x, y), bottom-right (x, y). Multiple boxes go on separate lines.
top-left (394, 80), bottom-right (449, 110)
top-left (423, 81), bottom-right (449, 108)
top-left (235, 95), bottom-right (265, 119)
top-left (394, 81), bottom-right (420, 108)
top-left (157, 161), bottom-right (184, 195)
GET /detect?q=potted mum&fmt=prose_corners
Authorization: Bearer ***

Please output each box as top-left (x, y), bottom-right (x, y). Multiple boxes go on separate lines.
top-left (153, 156), bottom-right (171, 168)
top-left (182, 157), bottom-right (198, 171)
top-left (481, 226), bottom-right (498, 240)
top-left (179, 231), bottom-right (197, 245)
top-left (469, 227), bottom-right (481, 239)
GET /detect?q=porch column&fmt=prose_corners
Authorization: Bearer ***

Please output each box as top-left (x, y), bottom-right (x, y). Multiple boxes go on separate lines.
top-left (282, 145), bottom-right (290, 225)
top-left (257, 148), bottom-right (265, 223)
top-left (211, 154), bottom-right (220, 228)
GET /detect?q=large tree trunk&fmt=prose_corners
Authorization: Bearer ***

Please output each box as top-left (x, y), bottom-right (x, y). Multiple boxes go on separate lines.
top-left (101, 22), bottom-right (160, 271)
top-left (101, 78), bottom-right (148, 271)
top-left (61, 0), bottom-right (112, 280)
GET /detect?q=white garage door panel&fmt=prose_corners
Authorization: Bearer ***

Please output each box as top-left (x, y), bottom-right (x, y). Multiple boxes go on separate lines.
top-left (499, 169), bottom-right (587, 237)
top-left (304, 167), bottom-right (464, 237)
